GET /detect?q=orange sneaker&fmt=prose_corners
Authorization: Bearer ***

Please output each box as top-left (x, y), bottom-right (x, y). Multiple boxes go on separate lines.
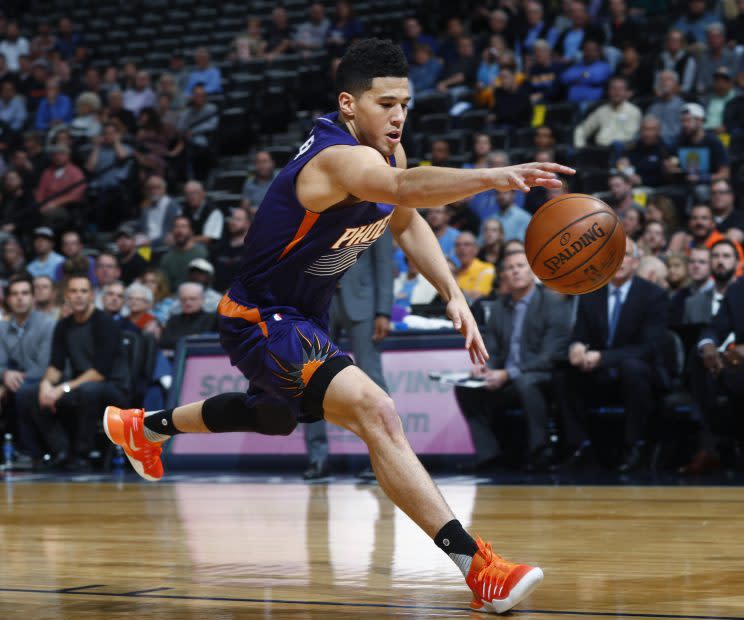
top-left (103, 406), bottom-right (164, 481)
top-left (465, 537), bottom-right (543, 614)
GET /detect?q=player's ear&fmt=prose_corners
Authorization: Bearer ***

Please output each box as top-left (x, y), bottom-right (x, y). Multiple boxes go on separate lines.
top-left (338, 91), bottom-right (355, 118)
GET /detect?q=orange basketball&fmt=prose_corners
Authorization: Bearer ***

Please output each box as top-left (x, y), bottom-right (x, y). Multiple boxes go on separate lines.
top-left (525, 193), bottom-right (627, 295)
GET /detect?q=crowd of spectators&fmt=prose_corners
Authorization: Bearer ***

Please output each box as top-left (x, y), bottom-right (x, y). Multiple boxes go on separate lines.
top-left (0, 0), bottom-right (742, 475)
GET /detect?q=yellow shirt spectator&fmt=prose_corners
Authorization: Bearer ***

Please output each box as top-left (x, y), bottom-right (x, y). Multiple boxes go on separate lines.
top-left (457, 257), bottom-right (495, 299)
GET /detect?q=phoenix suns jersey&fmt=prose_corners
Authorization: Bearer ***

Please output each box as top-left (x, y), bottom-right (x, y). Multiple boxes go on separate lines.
top-left (228, 112), bottom-right (395, 322)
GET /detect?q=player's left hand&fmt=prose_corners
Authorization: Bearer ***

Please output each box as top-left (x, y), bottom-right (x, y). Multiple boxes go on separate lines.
top-left (447, 296), bottom-right (489, 365)
top-left (373, 315), bottom-right (390, 342)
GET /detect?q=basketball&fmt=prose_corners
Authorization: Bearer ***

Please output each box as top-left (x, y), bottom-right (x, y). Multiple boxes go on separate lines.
top-left (525, 193), bottom-right (627, 295)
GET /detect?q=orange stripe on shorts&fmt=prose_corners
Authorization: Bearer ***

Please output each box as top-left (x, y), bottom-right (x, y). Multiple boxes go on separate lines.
top-left (218, 295), bottom-right (268, 338)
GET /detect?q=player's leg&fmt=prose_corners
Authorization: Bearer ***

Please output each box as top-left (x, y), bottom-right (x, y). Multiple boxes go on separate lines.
top-left (321, 365), bottom-right (544, 613)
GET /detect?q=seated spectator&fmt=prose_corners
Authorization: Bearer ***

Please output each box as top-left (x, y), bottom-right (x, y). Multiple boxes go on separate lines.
top-left (555, 239), bottom-right (669, 472)
top-left (294, 3), bottom-right (330, 53)
top-left (464, 133), bottom-right (492, 171)
top-left (123, 71), bottom-right (156, 117)
top-left (125, 281), bottom-right (158, 333)
top-left (0, 274), bottom-right (55, 463)
top-left (393, 257), bottom-right (438, 310)
top-left (420, 139), bottom-right (452, 167)
top-left (480, 9), bottom-right (515, 50)
top-left (646, 194), bottom-right (680, 233)
top-left (494, 189), bottom-right (531, 241)
top-left (181, 180), bottom-right (223, 246)
top-left (103, 89), bottom-right (136, 135)
top-left (100, 66), bottom-right (121, 100)
top-left (400, 17), bottom-right (439, 63)
top-left (82, 66), bottom-right (104, 102)
top-left (683, 239), bottom-right (739, 325)
top-left (69, 91), bottom-right (102, 140)
top-left (520, 1), bottom-right (558, 55)
top-left (35, 77), bottom-right (72, 131)
top-left (54, 17), bottom-right (84, 61)
top-left (670, 246), bottom-right (710, 324)
top-left (157, 93), bottom-right (180, 129)
top-left (639, 220), bottom-right (668, 257)
top-left (636, 254), bottom-right (669, 288)
top-left (156, 73), bottom-right (186, 114)
top-left (114, 225), bottom-right (148, 285)
top-left (703, 67), bottom-right (736, 134)
top-left (710, 180), bottom-right (744, 243)
top-left (169, 258), bottom-right (221, 315)
top-left (326, 1), bottom-right (365, 58)
top-left (696, 24), bottom-right (738, 95)
top-left (30, 21), bottom-right (56, 59)
top-left (32, 275), bottom-right (61, 320)
top-left (454, 232), bottom-right (495, 301)
top-left (614, 43), bottom-right (653, 97)
top-left (474, 40), bottom-right (502, 105)
top-left (27, 227), bottom-right (64, 281)
top-left (177, 84), bottom-right (219, 181)
top-left (0, 236), bottom-right (26, 281)
top-left (478, 217), bottom-right (505, 267)
top-left (0, 170), bottom-right (36, 237)
top-left (0, 80), bottom-right (26, 132)
top-left (0, 20), bottom-right (29, 72)
top-left (86, 121), bottom-right (134, 231)
top-left (240, 150), bottom-right (278, 214)
top-left (265, 7), bottom-right (295, 59)
top-left (669, 204), bottom-right (744, 266)
top-left (554, 1), bottom-right (605, 63)
top-left (409, 43), bottom-right (442, 97)
top-left (606, 172), bottom-right (644, 216)
top-left (142, 268), bottom-right (175, 325)
top-left (454, 249), bottom-right (572, 472)
top-left (54, 231), bottom-right (97, 284)
top-left (560, 38), bottom-right (612, 105)
top-left (137, 175), bottom-right (181, 249)
top-left (666, 253), bottom-right (688, 292)
top-left (21, 275), bottom-right (129, 471)
top-left (34, 145), bottom-right (86, 231)
top-left (622, 205), bottom-right (645, 240)
top-left (425, 205), bottom-right (460, 266)
top-left (574, 76), bottom-right (641, 148)
top-left (210, 206), bottom-right (252, 292)
top-left (606, 0), bottom-right (640, 49)
top-left (93, 252), bottom-right (121, 309)
top-left (159, 282), bottom-right (218, 350)
top-left (134, 107), bottom-right (183, 181)
top-left (230, 18), bottom-right (267, 62)
top-left (436, 36), bottom-right (479, 102)
top-left (159, 216), bottom-right (208, 290)
top-left (439, 17), bottom-right (466, 66)
top-left (526, 40), bottom-right (563, 104)
top-left (101, 281), bottom-right (138, 333)
top-left (673, 0), bottom-right (718, 43)
top-left (616, 115), bottom-right (672, 187)
top-left (186, 48), bottom-right (222, 95)
top-left (654, 30), bottom-right (696, 96)
top-left (491, 66), bottom-right (532, 127)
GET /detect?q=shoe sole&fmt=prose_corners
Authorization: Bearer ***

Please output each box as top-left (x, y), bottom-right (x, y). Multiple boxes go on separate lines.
top-left (103, 406), bottom-right (161, 482)
top-left (475, 567), bottom-right (544, 614)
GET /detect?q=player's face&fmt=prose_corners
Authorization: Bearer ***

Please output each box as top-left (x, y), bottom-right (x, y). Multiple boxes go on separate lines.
top-left (350, 77), bottom-right (410, 158)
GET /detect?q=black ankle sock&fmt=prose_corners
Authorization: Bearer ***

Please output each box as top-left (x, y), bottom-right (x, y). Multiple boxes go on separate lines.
top-left (144, 408), bottom-right (181, 436)
top-left (434, 519), bottom-right (478, 557)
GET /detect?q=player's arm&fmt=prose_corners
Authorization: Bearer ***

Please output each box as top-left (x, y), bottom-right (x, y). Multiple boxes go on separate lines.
top-left (311, 144), bottom-right (574, 210)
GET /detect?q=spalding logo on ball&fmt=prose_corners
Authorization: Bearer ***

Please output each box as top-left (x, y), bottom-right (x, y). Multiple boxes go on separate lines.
top-left (525, 193), bottom-right (626, 295)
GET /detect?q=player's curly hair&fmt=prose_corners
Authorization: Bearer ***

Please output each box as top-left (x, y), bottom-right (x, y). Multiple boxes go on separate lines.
top-left (335, 38), bottom-right (408, 96)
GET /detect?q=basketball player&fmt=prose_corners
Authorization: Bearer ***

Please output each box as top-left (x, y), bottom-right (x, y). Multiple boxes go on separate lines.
top-left (104, 39), bottom-right (574, 613)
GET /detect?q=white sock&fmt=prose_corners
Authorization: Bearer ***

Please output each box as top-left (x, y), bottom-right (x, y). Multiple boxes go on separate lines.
top-left (449, 553), bottom-right (474, 578)
top-left (143, 410), bottom-right (171, 443)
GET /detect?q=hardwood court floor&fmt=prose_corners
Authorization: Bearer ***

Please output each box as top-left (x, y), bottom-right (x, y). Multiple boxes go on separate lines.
top-left (1, 478), bottom-right (742, 619)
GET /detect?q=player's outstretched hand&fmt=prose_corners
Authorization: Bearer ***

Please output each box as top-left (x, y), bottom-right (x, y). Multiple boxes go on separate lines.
top-left (490, 162), bottom-right (576, 192)
top-left (447, 296), bottom-right (489, 365)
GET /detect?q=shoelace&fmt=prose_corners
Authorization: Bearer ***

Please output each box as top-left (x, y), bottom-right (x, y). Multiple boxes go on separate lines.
top-left (474, 537), bottom-right (515, 601)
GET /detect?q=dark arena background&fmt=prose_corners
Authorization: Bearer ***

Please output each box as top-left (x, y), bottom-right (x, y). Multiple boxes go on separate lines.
top-left (0, 0), bottom-right (742, 618)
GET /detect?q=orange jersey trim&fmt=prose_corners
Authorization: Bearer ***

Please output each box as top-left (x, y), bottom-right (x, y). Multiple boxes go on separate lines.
top-left (218, 294), bottom-right (268, 338)
top-left (278, 210), bottom-right (320, 261)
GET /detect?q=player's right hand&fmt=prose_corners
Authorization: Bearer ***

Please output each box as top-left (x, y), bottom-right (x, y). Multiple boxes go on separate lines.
top-left (447, 296), bottom-right (488, 365)
top-left (490, 162), bottom-right (576, 192)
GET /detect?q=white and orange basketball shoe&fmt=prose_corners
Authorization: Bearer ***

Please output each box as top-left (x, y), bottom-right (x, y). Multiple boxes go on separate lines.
top-left (465, 537), bottom-right (544, 614)
top-left (103, 406), bottom-right (164, 481)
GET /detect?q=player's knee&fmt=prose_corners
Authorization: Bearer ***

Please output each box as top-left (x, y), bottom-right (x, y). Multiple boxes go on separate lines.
top-left (354, 393), bottom-right (404, 444)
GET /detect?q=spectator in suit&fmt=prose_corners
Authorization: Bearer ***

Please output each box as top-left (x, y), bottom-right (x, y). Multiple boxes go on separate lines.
top-left (303, 230), bottom-right (394, 480)
top-left (159, 282), bottom-right (217, 351)
top-left (0, 274), bottom-right (55, 462)
top-left (669, 246), bottom-right (712, 325)
top-left (454, 249), bottom-right (572, 472)
top-left (19, 275), bottom-right (129, 471)
top-left (556, 238), bottom-right (669, 472)
top-left (683, 239), bottom-right (739, 325)
top-left (180, 180), bottom-right (223, 246)
top-left (138, 175), bottom-right (181, 249)
top-left (159, 216), bottom-right (208, 291)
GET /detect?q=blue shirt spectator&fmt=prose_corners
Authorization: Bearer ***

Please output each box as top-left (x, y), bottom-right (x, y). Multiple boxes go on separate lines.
top-left (409, 44), bottom-right (442, 95)
top-left (493, 191), bottom-right (531, 241)
top-left (27, 228), bottom-right (65, 280)
top-left (186, 48), bottom-right (222, 94)
top-left (0, 81), bottom-right (26, 131)
top-left (35, 78), bottom-right (72, 131)
top-left (401, 17), bottom-right (439, 62)
top-left (673, 0), bottom-right (718, 43)
top-left (54, 18), bottom-right (84, 60)
top-left (561, 40), bottom-right (612, 104)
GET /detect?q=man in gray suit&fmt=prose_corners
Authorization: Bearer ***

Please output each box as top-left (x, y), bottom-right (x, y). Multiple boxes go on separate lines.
top-left (683, 239), bottom-right (738, 326)
top-left (303, 230), bottom-right (394, 480)
top-left (454, 249), bottom-right (572, 472)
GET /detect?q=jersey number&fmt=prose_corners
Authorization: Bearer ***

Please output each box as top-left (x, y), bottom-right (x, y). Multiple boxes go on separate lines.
top-left (294, 135), bottom-right (315, 160)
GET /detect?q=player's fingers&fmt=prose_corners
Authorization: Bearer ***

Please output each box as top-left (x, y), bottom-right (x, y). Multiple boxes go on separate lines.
top-left (535, 162), bottom-right (576, 175)
top-left (510, 172), bottom-right (530, 192)
top-left (534, 177), bottom-right (564, 188)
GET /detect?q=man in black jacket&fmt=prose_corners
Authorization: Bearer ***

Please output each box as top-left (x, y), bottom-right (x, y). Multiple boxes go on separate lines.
top-left (556, 239), bottom-right (669, 472)
top-left (159, 282), bottom-right (217, 351)
top-left (19, 275), bottom-right (129, 470)
top-left (454, 249), bottom-right (572, 471)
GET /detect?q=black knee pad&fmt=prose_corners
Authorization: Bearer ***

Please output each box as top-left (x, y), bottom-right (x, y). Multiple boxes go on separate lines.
top-left (202, 392), bottom-right (297, 435)
top-left (301, 355), bottom-right (354, 422)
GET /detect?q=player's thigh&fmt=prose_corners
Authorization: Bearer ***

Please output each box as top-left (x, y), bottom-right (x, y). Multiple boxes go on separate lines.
top-left (322, 365), bottom-right (401, 441)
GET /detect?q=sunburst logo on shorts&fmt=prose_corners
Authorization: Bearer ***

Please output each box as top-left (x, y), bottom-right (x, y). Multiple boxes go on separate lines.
top-left (269, 327), bottom-right (338, 397)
